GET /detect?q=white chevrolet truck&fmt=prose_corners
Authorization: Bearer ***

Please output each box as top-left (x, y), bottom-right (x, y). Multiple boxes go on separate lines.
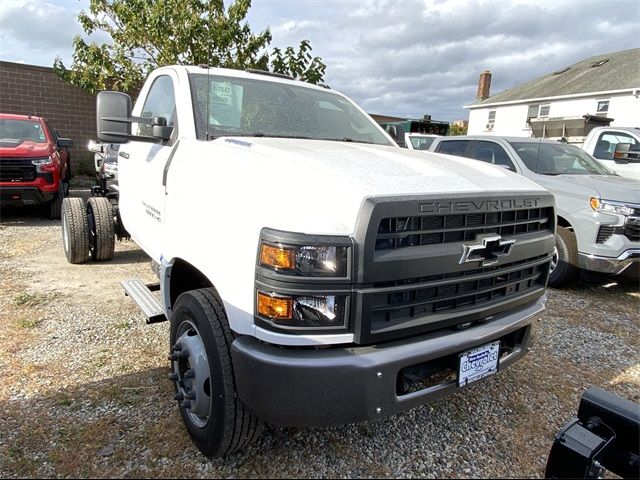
top-left (61, 66), bottom-right (556, 458)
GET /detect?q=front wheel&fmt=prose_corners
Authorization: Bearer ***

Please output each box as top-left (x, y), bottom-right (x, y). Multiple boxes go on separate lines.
top-left (169, 288), bottom-right (263, 458)
top-left (548, 227), bottom-right (579, 288)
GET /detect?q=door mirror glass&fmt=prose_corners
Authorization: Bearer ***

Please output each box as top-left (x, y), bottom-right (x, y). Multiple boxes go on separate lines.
top-left (97, 91), bottom-right (132, 143)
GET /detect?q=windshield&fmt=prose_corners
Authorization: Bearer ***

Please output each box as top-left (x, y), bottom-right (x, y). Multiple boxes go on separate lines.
top-left (188, 73), bottom-right (392, 146)
top-left (409, 135), bottom-right (436, 150)
top-left (0, 118), bottom-right (47, 146)
top-left (510, 141), bottom-right (613, 175)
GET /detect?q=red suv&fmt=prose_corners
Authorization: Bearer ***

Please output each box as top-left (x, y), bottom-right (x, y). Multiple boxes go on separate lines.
top-left (0, 113), bottom-right (73, 219)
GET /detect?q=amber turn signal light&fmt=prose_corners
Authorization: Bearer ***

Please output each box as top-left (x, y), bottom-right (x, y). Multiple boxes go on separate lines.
top-left (260, 243), bottom-right (295, 270)
top-left (590, 197), bottom-right (600, 210)
top-left (257, 292), bottom-right (293, 320)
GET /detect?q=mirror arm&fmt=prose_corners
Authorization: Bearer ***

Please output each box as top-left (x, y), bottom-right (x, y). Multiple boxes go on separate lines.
top-left (100, 131), bottom-right (164, 143)
top-left (101, 115), bottom-right (156, 126)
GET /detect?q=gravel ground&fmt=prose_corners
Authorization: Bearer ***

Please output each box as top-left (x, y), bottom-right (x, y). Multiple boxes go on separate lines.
top-left (1, 206), bottom-right (638, 478)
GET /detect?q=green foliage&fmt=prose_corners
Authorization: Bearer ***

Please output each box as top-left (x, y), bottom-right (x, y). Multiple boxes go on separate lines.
top-left (448, 123), bottom-right (468, 136)
top-left (54, 0), bottom-right (327, 94)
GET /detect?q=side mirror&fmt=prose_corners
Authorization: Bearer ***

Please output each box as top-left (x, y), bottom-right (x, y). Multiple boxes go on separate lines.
top-left (97, 91), bottom-right (133, 143)
top-left (151, 116), bottom-right (173, 141)
top-left (57, 138), bottom-right (73, 148)
top-left (88, 140), bottom-right (104, 154)
top-left (613, 143), bottom-right (640, 163)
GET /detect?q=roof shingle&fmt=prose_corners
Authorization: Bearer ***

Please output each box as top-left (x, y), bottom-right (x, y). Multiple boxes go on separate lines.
top-left (473, 47), bottom-right (640, 106)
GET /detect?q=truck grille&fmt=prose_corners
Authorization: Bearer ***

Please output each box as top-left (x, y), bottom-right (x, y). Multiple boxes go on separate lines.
top-left (370, 255), bottom-right (548, 335)
top-left (376, 207), bottom-right (553, 250)
top-left (0, 158), bottom-right (37, 182)
top-left (596, 219), bottom-right (640, 243)
top-left (352, 193), bottom-right (555, 344)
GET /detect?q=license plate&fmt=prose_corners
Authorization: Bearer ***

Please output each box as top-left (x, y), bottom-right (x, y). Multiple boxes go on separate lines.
top-left (458, 341), bottom-right (500, 387)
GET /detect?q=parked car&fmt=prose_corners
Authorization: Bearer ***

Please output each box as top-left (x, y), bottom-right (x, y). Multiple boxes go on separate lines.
top-left (0, 113), bottom-right (73, 218)
top-left (429, 136), bottom-right (640, 286)
top-left (580, 126), bottom-right (640, 180)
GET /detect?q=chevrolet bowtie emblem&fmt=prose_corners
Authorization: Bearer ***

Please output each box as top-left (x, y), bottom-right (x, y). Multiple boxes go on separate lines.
top-left (460, 234), bottom-right (516, 266)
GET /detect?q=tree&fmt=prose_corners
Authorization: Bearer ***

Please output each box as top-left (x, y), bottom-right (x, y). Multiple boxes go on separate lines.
top-left (448, 123), bottom-right (468, 136)
top-left (54, 0), bottom-right (327, 94)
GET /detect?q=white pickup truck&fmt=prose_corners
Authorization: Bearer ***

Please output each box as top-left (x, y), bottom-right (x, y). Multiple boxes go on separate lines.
top-left (580, 126), bottom-right (640, 180)
top-left (60, 66), bottom-right (555, 458)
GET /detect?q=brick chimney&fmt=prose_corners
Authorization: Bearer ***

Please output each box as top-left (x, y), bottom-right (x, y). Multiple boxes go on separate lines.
top-left (476, 70), bottom-right (492, 101)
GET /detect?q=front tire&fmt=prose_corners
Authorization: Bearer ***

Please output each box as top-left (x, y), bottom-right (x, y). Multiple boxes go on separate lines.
top-left (169, 288), bottom-right (263, 458)
top-left (49, 183), bottom-right (65, 220)
top-left (548, 226), bottom-right (579, 287)
top-left (86, 197), bottom-right (115, 261)
top-left (61, 197), bottom-right (90, 264)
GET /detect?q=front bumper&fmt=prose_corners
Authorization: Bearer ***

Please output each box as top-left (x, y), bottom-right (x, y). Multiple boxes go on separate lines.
top-left (0, 186), bottom-right (55, 207)
top-left (578, 249), bottom-right (640, 275)
top-left (232, 295), bottom-right (543, 427)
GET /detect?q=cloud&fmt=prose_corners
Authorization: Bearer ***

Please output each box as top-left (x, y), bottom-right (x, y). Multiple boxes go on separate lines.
top-left (0, 0), bottom-right (82, 51)
top-left (2, 0), bottom-right (639, 122)
top-left (263, 0), bottom-right (640, 121)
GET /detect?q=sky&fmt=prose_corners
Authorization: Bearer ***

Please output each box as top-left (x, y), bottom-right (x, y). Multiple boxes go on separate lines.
top-left (1, 0), bottom-right (639, 122)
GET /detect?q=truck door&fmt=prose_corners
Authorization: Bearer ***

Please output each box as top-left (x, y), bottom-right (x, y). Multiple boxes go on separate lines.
top-left (117, 73), bottom-right (178, 261)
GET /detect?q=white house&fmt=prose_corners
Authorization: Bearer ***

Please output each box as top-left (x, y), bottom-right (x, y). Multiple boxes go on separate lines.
top-left (465, 48), bottom-right (640, 138)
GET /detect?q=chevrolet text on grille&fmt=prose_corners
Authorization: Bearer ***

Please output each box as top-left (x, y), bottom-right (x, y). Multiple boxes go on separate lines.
top-left (420, 198), bottom-right (541, 214)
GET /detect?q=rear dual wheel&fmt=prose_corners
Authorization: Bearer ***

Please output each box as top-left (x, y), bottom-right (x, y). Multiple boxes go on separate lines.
top-left (86, 197), bottom-right (115, 261)
top-left (61, 197), bottom-right (115, 264)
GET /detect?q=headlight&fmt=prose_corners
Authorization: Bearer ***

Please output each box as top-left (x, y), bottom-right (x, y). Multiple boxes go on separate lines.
top-left (259, 242), bottom-right (348, 277)
top-left (590, 197), bottom-right (636, 216)
top-left (257, 291), bottom-right (347, 328)
top-left (31, 156), bottom-right (52, 166)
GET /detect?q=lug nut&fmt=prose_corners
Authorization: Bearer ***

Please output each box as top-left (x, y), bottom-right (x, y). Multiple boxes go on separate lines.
top-left (184, 369), bottom-right (195, 379)
top-left (172, 344), bottom-right (183, 351)
top-left (168, 351), bottom-right (188, 361)
top-left (185, 391), bottom-right (196, 400)
top-left (168, 372), bottom-right (179, 381)
top-left (180, 400), bottom-right (191, 409)
top-left (174, 392), bottom-right (184, 401)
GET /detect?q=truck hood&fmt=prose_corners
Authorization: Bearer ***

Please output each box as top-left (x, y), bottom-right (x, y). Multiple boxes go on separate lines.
top-left (534, 173), bottom-right (640, 205)
top-left (203, 137), bottom-right (549, 235)
top-left (0, 140), bottom-right (51, 158)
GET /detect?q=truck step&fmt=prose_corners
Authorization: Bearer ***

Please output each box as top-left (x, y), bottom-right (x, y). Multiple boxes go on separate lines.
top-left (121, 278), bottom-right (167, 324)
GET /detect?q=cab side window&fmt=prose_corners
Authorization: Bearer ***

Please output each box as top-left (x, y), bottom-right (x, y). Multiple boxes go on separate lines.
top-left (137, 75), bottom-right (176, 136)
top-left (436, 140), bottom-right (472, 158)
top-left (473, 141), bottom-right (515, 171)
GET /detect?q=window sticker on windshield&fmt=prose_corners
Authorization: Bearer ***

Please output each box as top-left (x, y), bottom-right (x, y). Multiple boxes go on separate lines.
top-left (35, 125), bottom-right (45, 141)
top-left (210, 82), bottom-right (243, 128)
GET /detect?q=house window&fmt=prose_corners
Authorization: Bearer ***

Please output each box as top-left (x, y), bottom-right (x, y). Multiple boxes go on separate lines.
top-left (539, 104), bottom-right (550, 117)
top-left (527, 104), bottom-right (550, 119)
top-left (486, 110), bottom-right (496, 130)
top-left (597, 100), bottom-right (609, 114)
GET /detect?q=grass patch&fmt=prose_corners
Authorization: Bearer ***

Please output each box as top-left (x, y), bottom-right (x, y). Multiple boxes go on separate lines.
top-left (17, 317), bottom-right (44, 329)
top-left (14, 291), bottom-right (52, 307)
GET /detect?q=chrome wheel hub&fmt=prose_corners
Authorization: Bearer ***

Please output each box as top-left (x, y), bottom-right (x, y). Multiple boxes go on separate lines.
top-left (169, 320), bottom-right (211, 428)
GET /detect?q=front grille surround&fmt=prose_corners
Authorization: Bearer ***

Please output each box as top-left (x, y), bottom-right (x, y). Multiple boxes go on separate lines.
top-left (0, 157), bottom-right (39, 182)
top-left (351, 191), bottom-right (555, 344)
